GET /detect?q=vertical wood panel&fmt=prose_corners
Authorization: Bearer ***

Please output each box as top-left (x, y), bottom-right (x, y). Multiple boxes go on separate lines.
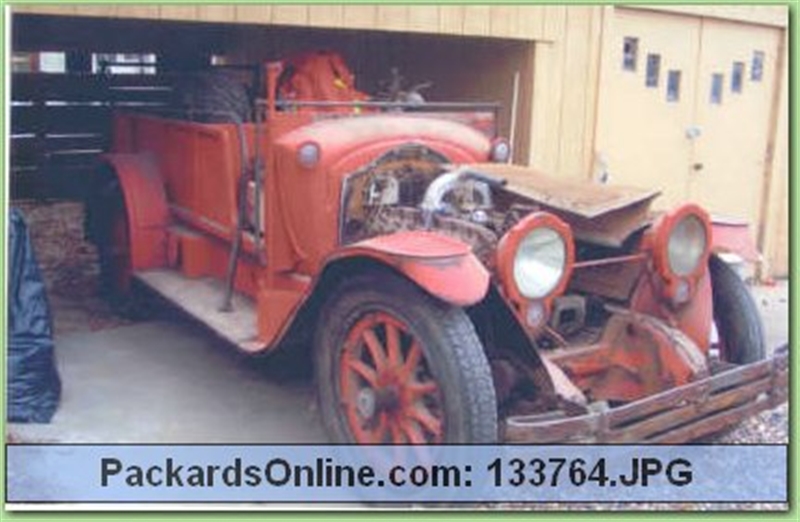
top-left (13, 4), bottom-right (77, 16)
top-left (308, 5), bottom-right (344, 28)
top-left (115, 5), bottom-right (160, 20)
top-left (271, 5), bottom-right (309, 26)
top-left (489, 6), bottom-right (518, 38)
top-left (198, 5), bottom-right (235, 23)
top-left (557, 8), bottom-right (594, 179)
top-left (342, 5), bottom-right (377, 29)
top-left (159, 5), bottom-right (198, 21)
top-left (529, 7), bottom-right (567, 174)
top-left (761, 29), bottom-right (789, 278)
top-left (517, 6), bottom-right (546, 40)
top-left (235, 5), bottom-right (273, 25)
top-left (71, 5), bottom-right (117, 18)
top-left (406, 6), bottom-right (440, 33)
top-left (377, 6), bottom-right (409, 32)
top-left (439, 6), bottom-right (465, 35)
top-left (581, 6), bottom-right (605, 180)
top-left (462, 6), bottom-right (491, 37)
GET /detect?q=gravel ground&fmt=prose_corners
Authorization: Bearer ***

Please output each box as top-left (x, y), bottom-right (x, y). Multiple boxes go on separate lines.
top-left (8, 201), bottom-right (790, 511)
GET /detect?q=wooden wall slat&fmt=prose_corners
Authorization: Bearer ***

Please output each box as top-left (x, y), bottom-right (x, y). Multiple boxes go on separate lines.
top-left (271, 5), bottom-right (309, 26)
top-left (489, 6), bottom-right (518, 38)
top-left (406, 6), bottom-right (440, 34)
top-left (462, 6), bottom-right (491, 37)
top-left (308, 5), bottom-right (344, 28)
top-left (341, 5), bottom-right (377, 30)
top-left (556, 8), bottom-right (593, 179)
top-left (517, 6), bottom-right (547, 40)
top-left (159, 5), bottom-right (198, 21)
top-left (115, 5), bottom-right (160, 20)
top-left (198, 5), bottom-right (235, 24)
top-left (438, 6), bottom-right (464, 35)
top-left (235, 5), bottom-right (273, 25)
top-left (377, 6), bottom-right (409, 32)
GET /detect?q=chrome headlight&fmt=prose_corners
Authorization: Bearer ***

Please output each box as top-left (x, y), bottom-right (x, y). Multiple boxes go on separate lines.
top-left (513, 227), bottom-right (567, 299)
top-left (667, 214), bottom-right (708, 277)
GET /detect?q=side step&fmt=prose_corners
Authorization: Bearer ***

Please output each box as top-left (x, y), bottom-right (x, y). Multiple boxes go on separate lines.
top-left (135, 269), bottom-right (263, 352)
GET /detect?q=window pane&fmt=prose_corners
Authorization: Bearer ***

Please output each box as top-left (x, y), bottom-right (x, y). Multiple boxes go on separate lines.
top-left (731, 62), bottom-right (744, 93)
top-left (666, 70), bottom-right (681, 102)
top-left (623, 37), bottom-right (638, 71)
top-left (710, 73), bottom-right (724, 104)
top-left (751, 51), bottom-right (764, 81)
top-left (645, 53), bottom-right (661, 87)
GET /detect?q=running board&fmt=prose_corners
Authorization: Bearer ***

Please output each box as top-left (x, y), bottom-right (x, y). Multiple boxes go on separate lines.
top-left (135, 269), bottom-right (262, 353)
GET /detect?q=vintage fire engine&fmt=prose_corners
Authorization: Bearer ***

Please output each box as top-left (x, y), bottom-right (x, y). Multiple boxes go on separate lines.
top-left (86, 51), bottom-right (787, 444)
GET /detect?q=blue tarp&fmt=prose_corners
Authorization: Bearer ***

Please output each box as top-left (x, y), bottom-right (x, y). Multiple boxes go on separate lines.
top-left (8, 208), bottom-right (61, 423)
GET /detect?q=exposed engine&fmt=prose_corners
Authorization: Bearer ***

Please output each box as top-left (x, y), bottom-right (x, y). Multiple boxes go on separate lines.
top-left (340, 146), bottom-right (541, 268)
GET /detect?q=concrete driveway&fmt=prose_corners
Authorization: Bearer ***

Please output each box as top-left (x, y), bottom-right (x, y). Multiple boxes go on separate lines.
top-left (8, 281), bottom-right (789, 444)
top-left (9, 317), bottom-right (326, 444)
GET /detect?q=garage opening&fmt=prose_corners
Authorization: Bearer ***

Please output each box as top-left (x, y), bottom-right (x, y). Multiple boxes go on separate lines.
top-left (12, 14), bottom-right (534, 201)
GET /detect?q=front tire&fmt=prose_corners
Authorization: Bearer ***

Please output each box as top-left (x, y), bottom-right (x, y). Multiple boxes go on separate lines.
top-left (709, 254), bottom-right (765, 364)
top-left (314, 272), bottom-right (498, 444)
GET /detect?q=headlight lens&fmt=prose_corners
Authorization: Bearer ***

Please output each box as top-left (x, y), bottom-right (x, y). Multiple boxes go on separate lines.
top-left (667, 214), bottom-right (708, 276)
top-left (513, 227), bottom-right (567, 299)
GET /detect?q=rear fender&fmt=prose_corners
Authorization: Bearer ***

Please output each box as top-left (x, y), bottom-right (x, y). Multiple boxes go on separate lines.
top-left (330, 231), bottom-right (490, 307)
top-left (98, 153), bottom-right (169, 270)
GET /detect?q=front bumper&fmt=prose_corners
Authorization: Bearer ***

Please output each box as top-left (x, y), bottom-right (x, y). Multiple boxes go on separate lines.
top-left (504, 345), bottom-right (788, 443)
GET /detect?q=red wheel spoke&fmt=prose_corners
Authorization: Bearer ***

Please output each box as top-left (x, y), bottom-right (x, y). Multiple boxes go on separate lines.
top-left (389, 421), bottom-right (405, 444)
top-left (385, 321), bottom-right (402, 368)
top-left (371, 414), bottom-right (389, 443)
top-left (344, 358), bottom-right (378, 387)
top-left (408, 406), bottom-right (443, 437)
top-left (399, 418), bottom-right (426, 444)
top-left (398, 342), bottom-right (422, 381)
top-left (407, 380), bottom-right (438, 398)
top-left (362, 329), bottom-right (387, 371)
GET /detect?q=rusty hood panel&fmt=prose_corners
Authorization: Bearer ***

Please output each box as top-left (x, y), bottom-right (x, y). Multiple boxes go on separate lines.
top-left (464, 163), bottom-right (661, 246)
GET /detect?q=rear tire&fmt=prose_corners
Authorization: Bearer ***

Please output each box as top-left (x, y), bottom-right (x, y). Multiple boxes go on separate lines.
top-left (314, 272), bottom-right (498, 444)
top-left (173, 71), bottom-right (252, 123)
top-left (709, 254), bottom-right (765, 364)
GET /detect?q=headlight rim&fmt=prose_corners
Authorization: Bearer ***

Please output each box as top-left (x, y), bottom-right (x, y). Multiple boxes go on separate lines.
top-left (655, 204), bottom-right (712, 282)
top-left (497, 211), bottom-right (575, 305)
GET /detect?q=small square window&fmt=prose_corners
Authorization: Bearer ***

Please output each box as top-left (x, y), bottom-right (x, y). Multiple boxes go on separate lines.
top-left (710, 73), bottom-right (724, 104)
top-left (666, 70), bottom-right (681, 102)
top-left (731, 62), bottom-right (744, 93)
top-left (623, 37), bottom-right (638, 71)
top-left (751, 51), bottom-right (764, 81)
top-left (645, 53), bottom-right (661, 88)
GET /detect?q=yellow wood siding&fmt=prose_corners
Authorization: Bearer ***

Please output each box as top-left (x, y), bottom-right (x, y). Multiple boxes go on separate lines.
top-left (628, 5), bottom-right (787, 28)
top-left (11, 4), bottom-right (548, 40)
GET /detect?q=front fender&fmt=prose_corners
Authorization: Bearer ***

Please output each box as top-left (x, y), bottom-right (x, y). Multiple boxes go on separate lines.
top-left (331, 231), bottom-right (490, 306)
top-left (711, 218), bottom-right (759, 262)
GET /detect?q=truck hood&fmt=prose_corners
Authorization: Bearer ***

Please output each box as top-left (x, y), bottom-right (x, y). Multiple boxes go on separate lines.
top-left (466, 163), bottom-right (661, 247)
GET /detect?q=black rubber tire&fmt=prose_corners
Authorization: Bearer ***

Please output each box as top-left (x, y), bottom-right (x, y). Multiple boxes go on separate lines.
top-left (709, 254), bottom-right (766, 364)
top-left (314, 272), bottom-right (498, 444)
top-left (173, 71), bottom-right (252, 123)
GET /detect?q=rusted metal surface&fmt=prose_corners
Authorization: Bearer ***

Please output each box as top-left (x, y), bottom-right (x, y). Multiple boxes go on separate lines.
top-left (552, 311), bottom-right (708, 404)
top-left (468, 163), bottom-right (660, 219)
top-left (464, 163), bottom-right (659, 246)
top-left (335, 231), bottom-right (490, 307)
top-left (504, 348), bottom-right (787, 443)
